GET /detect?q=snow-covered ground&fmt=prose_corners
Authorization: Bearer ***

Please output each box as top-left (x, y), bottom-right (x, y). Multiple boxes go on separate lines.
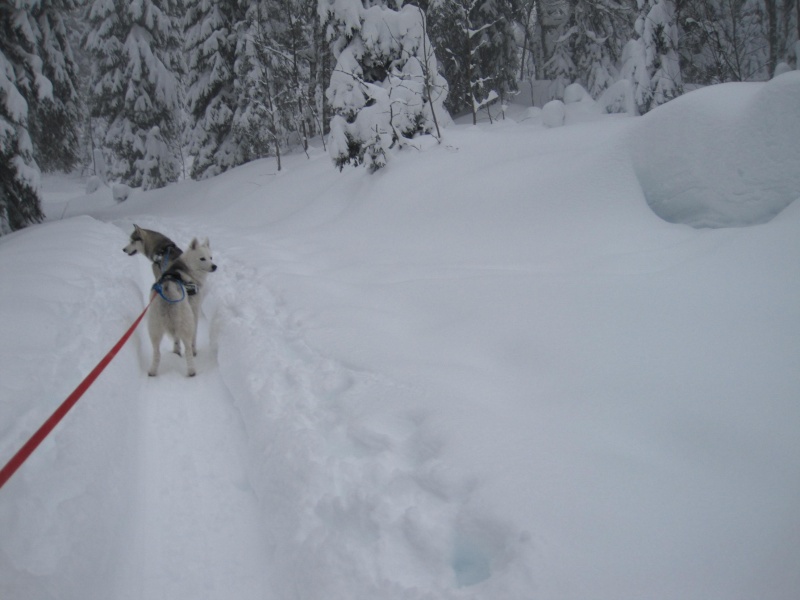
top-left (1, 73), bottom-right (799, 600)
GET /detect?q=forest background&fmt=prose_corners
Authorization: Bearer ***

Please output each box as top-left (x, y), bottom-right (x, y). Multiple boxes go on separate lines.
top-left (2, 0), bottom-right (799, 234)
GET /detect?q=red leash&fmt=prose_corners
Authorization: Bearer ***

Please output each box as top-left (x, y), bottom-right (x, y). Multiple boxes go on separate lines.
top-left (0, 295), bottom-right (154, 491)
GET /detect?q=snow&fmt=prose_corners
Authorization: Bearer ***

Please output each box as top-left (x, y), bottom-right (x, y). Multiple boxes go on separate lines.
top-left (541, 99), bottom-right (565, 127)
top-left (632, 72), bottom-right (800, 227)
top-left (2, 78), bottom-right (800, 600)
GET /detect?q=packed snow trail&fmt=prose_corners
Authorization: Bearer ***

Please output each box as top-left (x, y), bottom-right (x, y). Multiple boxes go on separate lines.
top-left (120, 340), bottom-right (271, 599)
top-left (109, 218), bottom-right (535, 599)
top-left (112, 226), bottom-right (272, 599)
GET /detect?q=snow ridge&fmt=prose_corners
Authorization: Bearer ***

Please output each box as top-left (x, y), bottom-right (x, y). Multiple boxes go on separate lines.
top-left (208, 244), bottom-right (535, 598)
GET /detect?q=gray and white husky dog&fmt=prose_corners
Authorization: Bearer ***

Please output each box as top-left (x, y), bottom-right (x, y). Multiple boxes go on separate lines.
top-left (147, 238), bottom-right (217, 377)
top-left (123, 224), bottom-right (182, 279)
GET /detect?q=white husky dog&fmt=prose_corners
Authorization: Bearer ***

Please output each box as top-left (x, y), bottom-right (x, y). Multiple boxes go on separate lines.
top-left (147, 238), bottom-right (217, 377)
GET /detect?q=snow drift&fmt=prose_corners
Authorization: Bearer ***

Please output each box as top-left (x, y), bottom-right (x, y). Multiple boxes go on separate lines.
top-left (632, 71), bottom-right (800, 228)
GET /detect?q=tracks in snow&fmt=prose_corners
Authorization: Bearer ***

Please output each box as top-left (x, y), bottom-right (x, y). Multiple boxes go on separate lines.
top-left (117, 221), bottom-right (532, 599)
top-left (125, 365), bottom-right (271, 600)
top-left (118, 254), bottom-right (271, 599)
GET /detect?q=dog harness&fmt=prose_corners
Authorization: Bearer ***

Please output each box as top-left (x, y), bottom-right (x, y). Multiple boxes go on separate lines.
top-left (152, 271), bottom-right (198, 303)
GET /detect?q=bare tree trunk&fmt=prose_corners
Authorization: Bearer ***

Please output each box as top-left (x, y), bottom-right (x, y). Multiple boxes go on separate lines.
top-left (519, 0), bottom-right (536, 81)
top-left (783, 0), bottom-right (793, 58)
top-left (316, 9), bottom-right (331, 141)
top-left (254, 6), bottom-right (282, 171)
top-left (766, 0), bottom-right (779, 76)
top-left (418, 7), bottom-right (442, 141)
top-left (466, 18), bottom-right (476, 125)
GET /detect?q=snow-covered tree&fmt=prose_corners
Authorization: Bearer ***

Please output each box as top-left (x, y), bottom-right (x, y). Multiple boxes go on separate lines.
top-left (517, 0), bottom-right (539, 82)
top-left (543, 15), bottom-right (578, 97)
top-left (86, 0), bottom-right (183, 189)
top-left (684, 0), bottom-right (800, 82)
top-left (742, 0), bottom-right (795, 77)
top-left (268, 0), bottom-right (327, 153)
top-left (0, 58), bottom-right (42, 234)
top-left (620, 0), bottom-right (682, 113)
top-left (186, 0), bottom-right (325, 178)
top-left (547, 0), bottom-right (632, 99)
top-left (480, 0), bottom-right (522, 113)
top-left (1, 0), bottom-right (85, 233)
top-left (184, 0), bottom-right (242, 180)
top-left (26, 0), bottom-right (83, 173)
top-left (322, 0), bottom-right (449, 171)
top-left (428, 0), bottom-right (519, 122)
top-left (681, 0), bottom-right (772, 84)
top-left (234, 0), bottom-right (288, 170)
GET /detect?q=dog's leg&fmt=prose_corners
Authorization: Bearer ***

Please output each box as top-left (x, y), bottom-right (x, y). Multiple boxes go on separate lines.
top-left (148, 328), bottom-right (162, 377)
top-left (192, 310), bottom-right (199, 357)
top-left (181, 331), bottom-right (196, 377)
top-left (188, 300), bottom-right (199, 357)
top-left (173, 339), bottom-right (182, 356)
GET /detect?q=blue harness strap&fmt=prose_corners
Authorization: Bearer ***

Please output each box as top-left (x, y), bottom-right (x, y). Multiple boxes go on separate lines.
top-left (152, 274), bottom-right (186, 304)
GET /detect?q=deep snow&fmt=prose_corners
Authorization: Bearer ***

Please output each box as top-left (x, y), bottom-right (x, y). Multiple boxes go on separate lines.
top-left (1, 73), bottom-right (800, 600)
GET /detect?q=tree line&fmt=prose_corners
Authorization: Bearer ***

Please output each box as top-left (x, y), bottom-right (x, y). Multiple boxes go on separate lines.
top-left (2, 0), bottom-right (798, 233)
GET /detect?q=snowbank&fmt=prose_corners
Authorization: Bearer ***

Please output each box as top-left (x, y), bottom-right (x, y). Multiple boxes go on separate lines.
top-left (0, 218), bottom-right (145, 598)
top-left (632, 71), bottom-right (800, 228)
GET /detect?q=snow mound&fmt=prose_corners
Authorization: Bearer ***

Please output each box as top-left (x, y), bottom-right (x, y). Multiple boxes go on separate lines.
top-left (542, 99), bottom-right (565, 128)
top-left (632, 72), bottom-right (800, 228)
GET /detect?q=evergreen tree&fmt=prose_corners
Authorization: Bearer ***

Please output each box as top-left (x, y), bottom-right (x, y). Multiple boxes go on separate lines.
top-left (543, 1), bottom-right (632, 100)
top-left (517, 0), bottom-right (538, 81)
top-left (86, 0), bottom-right (183, 189)
top-left (1, 0), bottom-right (49, 233)
top-left (27, 0), bottom-right (83, 173)
top-left (480, 0), bottom-right (522, 113)
top-left (184, 0), bottom-right (242, 179)
top-left (234, 0), bottom-right (288, 169)
top-left (269, 0), bottom-right (324, 152)
top-left (681, 0), bottom-right (771, 84)
top-left (323, 0), bottom-right (449, 171)
top-left (428, 0), bottom-right (519, 121)
top-left (543, 12), bottom-right (578, 97)
top-left (621, 0), bottom-right (682, 113)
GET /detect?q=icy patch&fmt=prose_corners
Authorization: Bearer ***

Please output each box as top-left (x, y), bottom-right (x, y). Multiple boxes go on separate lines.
top-left (632, 72), bottom-right (800, 228)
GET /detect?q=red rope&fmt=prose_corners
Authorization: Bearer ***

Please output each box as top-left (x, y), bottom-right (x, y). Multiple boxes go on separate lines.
top-left (0, 295), bottom-right (154, 491)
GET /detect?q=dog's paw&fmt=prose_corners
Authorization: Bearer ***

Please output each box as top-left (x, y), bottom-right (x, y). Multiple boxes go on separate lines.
top-left (187, 369), bottom-right (196, 377)
top-left (148, 371), bottom-right (157, 377)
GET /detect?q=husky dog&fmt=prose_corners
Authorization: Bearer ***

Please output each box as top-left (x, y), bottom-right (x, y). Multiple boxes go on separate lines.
top-left (147, 238), bottom-right (217, 377)
top-left (123, 224), bottom-right (182, 279)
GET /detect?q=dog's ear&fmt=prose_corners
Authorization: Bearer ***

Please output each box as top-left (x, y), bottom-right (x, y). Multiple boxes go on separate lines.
top-left (189, 238), bottom-right (199, 250)
top-left (203, 238), bottom-right (210, 248)
top-left (133, 224), bottom-right (141, 233)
